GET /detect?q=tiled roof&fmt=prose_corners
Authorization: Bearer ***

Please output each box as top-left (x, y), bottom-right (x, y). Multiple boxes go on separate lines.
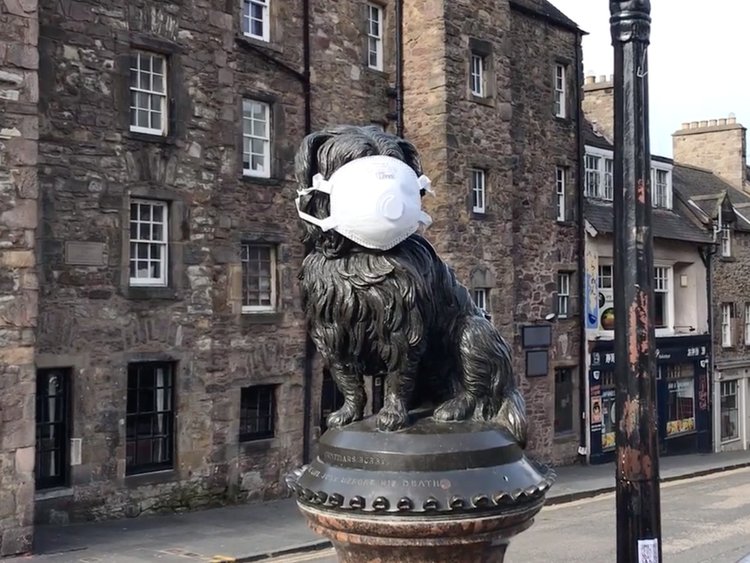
top-left (584, 200), bottom-right (714, 244)
top-left (509, 0), bottom-right (581, 32)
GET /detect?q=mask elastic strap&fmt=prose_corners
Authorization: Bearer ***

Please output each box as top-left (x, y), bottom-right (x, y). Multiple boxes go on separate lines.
top-left (418, 175), bottom-right (435, 195)
top-left (296, 174), bottom-right (337, 232)
top-left (419, 211), bottom-right (433, 227)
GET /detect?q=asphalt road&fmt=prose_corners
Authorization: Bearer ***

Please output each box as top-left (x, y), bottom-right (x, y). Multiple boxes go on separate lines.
top-left (270, 466), bottom-right (750, 563)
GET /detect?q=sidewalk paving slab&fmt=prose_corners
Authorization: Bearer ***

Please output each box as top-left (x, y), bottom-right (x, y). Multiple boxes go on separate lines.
top-left (10, 449), bottom-right (750, 562)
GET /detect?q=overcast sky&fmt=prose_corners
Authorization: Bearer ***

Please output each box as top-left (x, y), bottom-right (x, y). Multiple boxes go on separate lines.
top-left (549, 1), bottom-right (750, 157)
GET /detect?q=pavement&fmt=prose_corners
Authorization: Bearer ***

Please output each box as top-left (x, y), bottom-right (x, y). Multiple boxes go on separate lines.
top-left (12, 449), bottom-right (750, 562)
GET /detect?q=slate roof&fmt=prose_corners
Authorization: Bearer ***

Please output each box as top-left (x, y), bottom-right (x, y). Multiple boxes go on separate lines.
top-left (672, 164), bottom-right (750, 231)
top-left (509, 0), bottom-right (581, 32)
top-left (585, 200), bottom-right (713, 244)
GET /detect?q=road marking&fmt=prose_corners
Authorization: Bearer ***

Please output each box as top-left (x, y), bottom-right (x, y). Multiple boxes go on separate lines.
top-left (266, 548), bottom-right (337, 562)
top-left (209, 556), bottom-right (237, 562)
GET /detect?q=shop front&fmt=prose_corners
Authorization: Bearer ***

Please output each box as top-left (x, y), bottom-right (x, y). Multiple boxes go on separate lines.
top-left (714, 360), bottom-right (750, 453)
top-left (587, 335), bottom-right (712, 464)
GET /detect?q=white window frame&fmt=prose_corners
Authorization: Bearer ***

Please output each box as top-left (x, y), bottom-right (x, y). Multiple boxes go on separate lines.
top-left (473, 288), bottom-right (488, 312)
top-left (557, 273), bottom-right (570, 318)
top-left (366, 3), bottom-right (383, 71)
top-left (650, 164), bottom-right (673, 210)
top-left (720, 380), bottom-right (739, 443)
top-left (653, 265), bottom-right (673, 333)
top-left (745, 303), bottom-right (750, 346)
top-left (129, 51), bottom-right (168, 136)
top-left (470, 169), bottom-right (486, 213)
top-left (555, 166), bottom-right (566, 222)
top-left (242, 99), bottom-right (271, 178)
top-left (722, 303), bottom-right (732, 348)
top-left (129, 199), bottom-right (169, 287)
top-left (554, 63), bottom-right (566, 118)
top-left (242, 0), bottom-right (270, 41)
top-left (584, 146), bottom-right (614, 201)
top-left (470, 53), bottom-right (485, 97)
top-left (241, 243), bottom-right (277, 313)
top-left (720, 222), bottom-right (732, 258)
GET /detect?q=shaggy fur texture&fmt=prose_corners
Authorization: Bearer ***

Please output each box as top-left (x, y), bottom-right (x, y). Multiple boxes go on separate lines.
top-left (296, 125), bottom-right (527, 446)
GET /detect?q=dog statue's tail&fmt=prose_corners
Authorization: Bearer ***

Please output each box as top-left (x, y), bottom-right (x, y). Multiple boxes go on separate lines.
top-left (496, 387), bottom-right (528, 449)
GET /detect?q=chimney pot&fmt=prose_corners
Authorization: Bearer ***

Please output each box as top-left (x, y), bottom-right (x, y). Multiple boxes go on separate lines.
top-left (719, 118), bottom-right (727, 126)
top-left (598, 75), bottom-right (606, 83)
top-left (585, 75), bottom-right (595, 85)
top-left (709, 119), bottom-right (717, 127)
top-left (699, 121), bottom-right (708, 128)
top-left (729, 116), bottom-right (737, 124)
top-left (680, 122), bottom-right (690, 130)
top-left (689, 122), bottom-right (698, 129)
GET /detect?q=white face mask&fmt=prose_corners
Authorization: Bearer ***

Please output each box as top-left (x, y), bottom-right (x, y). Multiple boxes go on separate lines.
top-left (296, 155), bottom-right (434, 250)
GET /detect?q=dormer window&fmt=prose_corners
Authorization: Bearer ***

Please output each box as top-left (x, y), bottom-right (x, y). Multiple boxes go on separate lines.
top-left (584, 148), bottom-right (613, 201)
top-left (651, 166), bottom-right (672, 209)
top-left (719, 211), bottom-right (732, 257)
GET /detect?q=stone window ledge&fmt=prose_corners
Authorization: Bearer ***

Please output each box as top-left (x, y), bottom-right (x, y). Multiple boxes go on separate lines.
top-left (470, 211), bottom-right (493, 221)
top-left (719, 256), bottom-right (737, 263)
top-left (239, 175), bottom-right (284, 188)
top-left (553, 432), bottom-right (577, 444)
top-left (35, 487), bottom-right (74, 501)
top-left (239, 437), bottom-right (280, 454)
top-left (124, 130), bottom-right (178, 146)
top-left (123, 286), bottom-right (179, 301)
top-left (469, 94), bottom-right (495, 108)
top-left (240, 311), bottom-right (284, 326)
top-left (124, 469), bottom-right (177, 488)
top-left (235, 33), bottom-right (284, 55)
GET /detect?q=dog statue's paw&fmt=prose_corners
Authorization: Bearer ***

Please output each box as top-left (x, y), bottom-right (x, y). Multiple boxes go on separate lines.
top-left (376, 401), bottom-right (409, 432)
top-left (433, 395), bottom-right (475, 422)
top-left (327, 402), bottom-right (363, 428)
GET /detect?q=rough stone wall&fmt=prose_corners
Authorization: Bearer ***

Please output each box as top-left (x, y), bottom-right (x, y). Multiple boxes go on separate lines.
top-left (582, 74), bottom-right (614, 142)
top-left (0, 0), bottom-right (39, 555)
top-left (711, 228), bottom-right (750, 366)
top-left (35, 0), bottom-right (311, 523)
top-left (673, 119), bottom-right (748, 192)
top-left (510, 8), bottom-right (581, 465)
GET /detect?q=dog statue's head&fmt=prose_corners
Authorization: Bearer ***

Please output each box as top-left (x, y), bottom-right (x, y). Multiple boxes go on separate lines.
top-left (294, 125), bottom-right (427, 257)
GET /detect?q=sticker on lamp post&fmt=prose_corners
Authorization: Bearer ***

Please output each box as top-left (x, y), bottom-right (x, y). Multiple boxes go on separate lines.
top-left (638, 539), bottom-right (659, 563)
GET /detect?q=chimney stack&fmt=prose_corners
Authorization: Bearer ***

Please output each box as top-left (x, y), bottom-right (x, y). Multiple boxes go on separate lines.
top-left (672, 115), bottom-right (748, 193)
top-left (582, 74), bottom-right (615, 143)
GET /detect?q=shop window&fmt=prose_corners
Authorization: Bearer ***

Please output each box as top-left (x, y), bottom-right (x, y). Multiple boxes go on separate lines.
top-left (599, 371), bottom-right (616, 451)
top-left (554, 368), bottom-right (573, 435)
top-left (126, 362), bottom-right (175, 475)
top-left (239, 385), bottom-right (276, 441)
top-left (36, 368), bottom-right (71, 489)
top-left (665, 364), bottom-right (695, 437)
top-left (720, 380), bottom-right (739, 442)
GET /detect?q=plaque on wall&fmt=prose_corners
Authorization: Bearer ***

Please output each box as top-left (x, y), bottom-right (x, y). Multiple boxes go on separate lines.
top-left (522, 325), bottom-right (552, 349)
top-left (65, 241), bottom-right (106, 266)
top-left (526, 349), bottom-right (549, 377)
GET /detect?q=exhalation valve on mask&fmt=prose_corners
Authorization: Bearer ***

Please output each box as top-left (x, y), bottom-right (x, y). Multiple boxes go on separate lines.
top-left (295, 155), bottom-right (434, 251)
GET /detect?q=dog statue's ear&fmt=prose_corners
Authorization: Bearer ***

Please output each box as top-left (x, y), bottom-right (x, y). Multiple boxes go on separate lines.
top-left (295, 130), bottom-right (335, 191)
top-left (396, 139), bottom-right (426, 196)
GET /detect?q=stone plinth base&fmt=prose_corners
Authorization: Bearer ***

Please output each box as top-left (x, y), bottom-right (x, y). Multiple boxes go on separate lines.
top-left (299, 500), bottom-right (542, 563)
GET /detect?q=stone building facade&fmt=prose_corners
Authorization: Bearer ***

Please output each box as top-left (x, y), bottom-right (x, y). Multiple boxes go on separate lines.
top-left (0, 0), bottom-right (582, 554)
top-left (672, 118), bottom-right (750, 454)
top-left (0, 0), bottom-right (40, 556)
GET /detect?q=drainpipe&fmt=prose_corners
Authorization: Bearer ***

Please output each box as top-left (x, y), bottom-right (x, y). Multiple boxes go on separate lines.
top-left (574, 31), bottom-right (588, 462)
top-left (395, 0), bottom-right (404, 137)
top-left (301, 0), bottom-right (314, 465)
top-left (700, 238), bottom-right (717, 453)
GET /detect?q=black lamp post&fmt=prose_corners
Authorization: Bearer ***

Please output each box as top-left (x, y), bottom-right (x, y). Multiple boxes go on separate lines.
top-left (609, 1), bottom-right (663, 562)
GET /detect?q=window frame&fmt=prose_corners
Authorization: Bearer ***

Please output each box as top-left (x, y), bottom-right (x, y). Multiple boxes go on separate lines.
top-left (555, 166), bottom-right (566, 222)
top-left (554, 367), bottom-right (574, 435)
top-left (554, 63), bottom-right (567, 118)
top-left (584, 147), bottom-right (614, 201)
top-left (125, 361), bottom-right (175, 476)
top-left (720, 380), bottom-right (739, 442)
top-left (469, 53), bottom-right (486, 97)
top-left (745, 303), bottom-right (750, 346)
top-left (35, 368), bottom-right (71, 490)
top-left (470, 168), bottom-right (486, 214)
top-left (366, 3), bottom-right (384, 71)
top-left (129, 51), bottom-right (168, 136)
top-left (473, 288), bottom-right (488, 312)
top-left (722, 303), bottom-right (733, 348)
top-left (557, 272), bottom-right (571, 318)
top-left (129, 199), bottom-right (169, 288)
top-left (721, 225), bottom-right (732, 258)
top-left (242, 99), bottom-right (272, 179)
top-left (241, 243), bottom-right (278, 313)
top-left (650, 165), bottom-right (673, 210)
top-left (653, 265), bottom-right (673, 331)
top-left (242, 0), bottom-right (270, 42)
top-left (239, 385), bottom-right (276, 442)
